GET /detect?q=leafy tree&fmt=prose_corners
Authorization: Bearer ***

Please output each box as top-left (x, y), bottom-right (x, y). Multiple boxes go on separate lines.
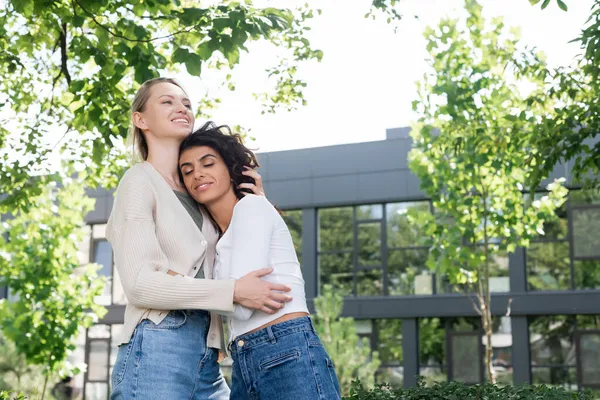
top-left (312, 284), bottom-right (381, 395)
top-left (0, 178), bottom-right (106, 399)
top-left (525, 0), bottom-right (600, 188)
top-left (408, 0), bottom-right (568, 383)
top-left (0, 0), bottom-right (323, 215)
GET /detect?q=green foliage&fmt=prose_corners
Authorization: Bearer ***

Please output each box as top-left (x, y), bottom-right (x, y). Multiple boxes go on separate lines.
top-left (529, 0), bottom-right (568, 11)
top-left (343, 379), bottom-right (594, 400)
top-left (313, 284), bottom-right (381, 395)
top-left (0, 0), bottom-right (322, 214)
top-left (409, 0), bottom-right (568, 382)
top-left (0, 391), bottom-right (27, 400)
top-left (0, 177), bottom-right (106, 377)
top-left (526, 0), bottom-right (600, 188)
top-left (0, 334), bottom-right (49, 398)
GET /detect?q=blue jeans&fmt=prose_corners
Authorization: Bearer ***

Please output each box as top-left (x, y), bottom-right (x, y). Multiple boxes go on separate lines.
top-left (110, 310), bottom-right (230, 400)
top-left (230, 316), bottom-right (341, 400)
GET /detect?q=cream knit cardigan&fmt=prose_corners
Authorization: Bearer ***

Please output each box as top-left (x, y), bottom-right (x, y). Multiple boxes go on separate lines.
top-left (106, 162), bottom-right (234, 348)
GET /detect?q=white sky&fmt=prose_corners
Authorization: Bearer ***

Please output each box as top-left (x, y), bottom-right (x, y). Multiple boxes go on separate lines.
top-left (173, 0), bottom-right (594, 153)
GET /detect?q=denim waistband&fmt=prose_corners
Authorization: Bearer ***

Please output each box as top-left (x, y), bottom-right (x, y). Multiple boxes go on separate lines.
top-left (181, 309), bottom-right (210, 317)
top-left (229, 316), bottom-right (315, 353)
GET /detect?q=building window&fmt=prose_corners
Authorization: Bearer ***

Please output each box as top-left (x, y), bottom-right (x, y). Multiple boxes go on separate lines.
top-left (375, 319), bottom-right (404, 387)
top-left (528, 315), bottom-right (600, 390)
top-left (317, 201), bottom-right (432, 297)
top-left (526, 190), bottom-right (600, 292)
top-left (318, 207), bottom-right (355, 296)
top-left (89, 224), bottom-right (127, 306)
top-left (526, 194), bottom-right (570, 292)
top-left (387, 201), bottom-right (432, 295)
top-left (419, 317), bottom-right (446, 384)
top-left (529, 315), bottom-right (577, 389)
top-left (282, 209), bottom-right (303, 265)
top-left (79, 324), bottom-right (124, 400)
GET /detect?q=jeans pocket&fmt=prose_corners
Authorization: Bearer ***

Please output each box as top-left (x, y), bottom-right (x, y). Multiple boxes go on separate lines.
top-left (259, 349), bottom-right (301, 371)
top-left (111, 336), bottom-right (135, 390)
top-left (144, 310), bottom-right (187, 330)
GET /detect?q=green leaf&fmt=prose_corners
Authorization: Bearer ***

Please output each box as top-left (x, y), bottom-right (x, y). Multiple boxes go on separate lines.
top-left (185, 53), bottom-right (202, 76)
top-left (557, 0), bottom-right (568, 11)
top-left (541, 0), bottom-right (551, 9)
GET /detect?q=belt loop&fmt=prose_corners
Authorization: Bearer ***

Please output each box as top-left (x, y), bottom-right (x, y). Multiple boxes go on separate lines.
top-left (267, 326), bottom-right (276, 344)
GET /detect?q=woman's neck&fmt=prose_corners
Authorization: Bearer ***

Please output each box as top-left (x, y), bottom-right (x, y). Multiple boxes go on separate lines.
top-left (146, 137), bottom-right (183, 188)
top-left (206, 191), bottom-right (239, 234)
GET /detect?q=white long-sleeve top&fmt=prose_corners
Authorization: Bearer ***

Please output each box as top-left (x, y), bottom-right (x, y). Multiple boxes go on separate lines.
top-left (214, 194), bottom-right (309, 342)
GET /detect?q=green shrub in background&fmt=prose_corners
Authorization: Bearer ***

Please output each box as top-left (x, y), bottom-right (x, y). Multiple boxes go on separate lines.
top-left (0, 391), bottom-right (27, 400)
top-left (344, 379), bottom-right (595, 400)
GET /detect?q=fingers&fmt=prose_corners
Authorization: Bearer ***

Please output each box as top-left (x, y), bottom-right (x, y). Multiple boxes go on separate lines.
top-left (268, 283), bottom-right (292, 293)
top-left (269, 292), bottom-right (293, 303)
top-left (260, 306), bottom-right (276, 314)
top-left (242, 166), bottom-right (262, 184)
top-left (251, 267), bottom-right (274, 277)
top-left (264, 300), bottom-right (285, 311)
top-left (238, 182), bottom-right (263, 196)
top-left (241, 166), bottom-right (266, 196)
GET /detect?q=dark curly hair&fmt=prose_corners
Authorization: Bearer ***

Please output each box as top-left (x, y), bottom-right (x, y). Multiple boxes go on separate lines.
top-left (178, 121), bottom-right (260, 200)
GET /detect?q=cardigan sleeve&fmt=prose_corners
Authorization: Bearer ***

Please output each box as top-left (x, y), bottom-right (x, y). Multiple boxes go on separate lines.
top-left (105, 170), bottom-right (235, 312)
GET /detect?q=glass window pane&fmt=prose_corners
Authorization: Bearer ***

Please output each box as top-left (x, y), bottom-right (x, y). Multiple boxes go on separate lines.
top-left (526, 242), bottom-right (571, 291)
top-left (574, 260), bottom-right (600, 290)
top-left (376, 319), bottom-right (403, 366)
top-left (356, 269), bottom-right (383, 296)
top-left (571, 189), bottom-right (600, 205)
top-left (532, 367), bottom-right (577, 389)
top-left (318, 253), bottom-right (353, 296)
top-left (85, 382), bottom-right (108, 400)
top-left (492, 317), bottom-right (513, 378)
top-left (451, 334), bottom-right (481, 384)
top-left (357, 204), bottom-right (383, 220)
top-left (576, 315), bottom-right (600, 330)
top-left (573, 208), bottom-right (600, 259)
top-left (87, 340), bottom-right (109, 381)
top-left (533, 201), bottom-right (568, 241)
top-left (387, 202), bottom-right (430, 248)
top-left (318, 207), bottom-right (353, 252)
top-left (93, 240), bottom-right (113, 305)
top-left (529, 316), bottom-right (576, 367)
top-left (388, 249), bottom-right (430, 295)
top-left (88, 325), bottom-right (110, 339)
top-left (579, 333), bottom-right (600, 386)
top-left (358, 222), bottom-right (381, 266)
top-left (282, 210), bottom-right (303, 264)
top-left (419, 317), bottom-right (446, 379)
top-left (376, 367), bottom-right (403, 388)
top-left (490, 251), bottom-right (510, 293)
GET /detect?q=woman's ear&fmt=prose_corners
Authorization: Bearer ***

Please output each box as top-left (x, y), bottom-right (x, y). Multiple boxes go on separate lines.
top-left (132, 111), bottom-right (148, 131)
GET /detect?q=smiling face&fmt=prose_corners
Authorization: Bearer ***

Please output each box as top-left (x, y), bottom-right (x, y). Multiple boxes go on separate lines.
top-left (179, 145), bottom-right (235, 206)
top-left (132, 81), bottom-right (194, 141)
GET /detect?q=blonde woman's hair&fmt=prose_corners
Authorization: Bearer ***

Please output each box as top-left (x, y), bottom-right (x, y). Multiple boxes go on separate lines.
top-left (127, 77), bottom-right (187, 161)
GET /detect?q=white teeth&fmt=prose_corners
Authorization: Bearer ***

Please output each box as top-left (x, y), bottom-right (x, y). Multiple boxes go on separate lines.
top-left (173, 119), bottom-right (188, 123)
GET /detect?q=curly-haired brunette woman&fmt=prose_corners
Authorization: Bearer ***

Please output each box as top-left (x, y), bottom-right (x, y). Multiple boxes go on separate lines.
top-left (178, 122), bottom-right (342, 400)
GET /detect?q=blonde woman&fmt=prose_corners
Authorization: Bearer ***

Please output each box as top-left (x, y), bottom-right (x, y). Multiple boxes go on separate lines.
top-left (107, 78), bottom-right (292, 399)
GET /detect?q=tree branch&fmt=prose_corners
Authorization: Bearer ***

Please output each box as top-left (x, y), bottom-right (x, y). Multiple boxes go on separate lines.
top-left (72, 0), bottom-right (198, 43)
top-left (59, 22), bottom-right (71, 85)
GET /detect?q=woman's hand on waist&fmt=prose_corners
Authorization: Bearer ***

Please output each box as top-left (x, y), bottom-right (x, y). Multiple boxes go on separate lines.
top-left (234, 268), bottom-right (292, 314)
